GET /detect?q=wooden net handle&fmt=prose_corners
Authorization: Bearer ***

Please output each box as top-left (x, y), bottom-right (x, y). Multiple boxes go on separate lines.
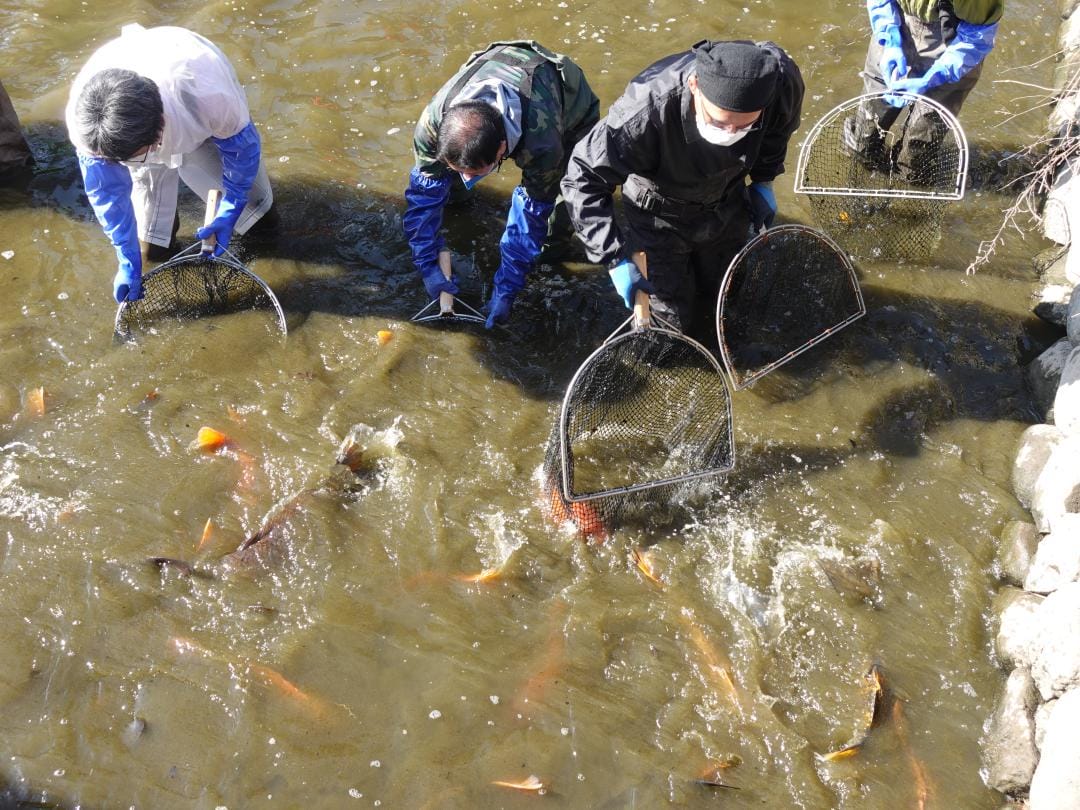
top-left (201, 189), bottom-right (222, 253)
top-left (438, 250), bottom-right (454, 314)
top-left (632, 251), bottom-right (650, 328)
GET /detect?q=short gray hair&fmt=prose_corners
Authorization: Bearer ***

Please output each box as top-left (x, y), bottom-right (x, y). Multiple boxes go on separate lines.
top-left (74, 68), bottom-right (163, 160)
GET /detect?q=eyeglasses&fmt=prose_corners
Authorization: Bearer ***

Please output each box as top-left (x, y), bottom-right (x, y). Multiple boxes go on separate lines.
top-left (695, 90), bottom-right (762, 133)
top-left (123, 144), bottom-right (155, 164)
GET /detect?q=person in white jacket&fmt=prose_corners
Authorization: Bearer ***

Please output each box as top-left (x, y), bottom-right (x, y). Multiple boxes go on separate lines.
top-left (65, 24), bottom-right (273, 302)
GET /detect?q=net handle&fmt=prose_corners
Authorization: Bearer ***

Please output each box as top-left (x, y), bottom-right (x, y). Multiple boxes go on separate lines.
top-left (632, 251), bottom-right (650, 328)
top-left (438, 250), bottom-right (455, 315)
top-left (201, 189), bottom-right (222, 253)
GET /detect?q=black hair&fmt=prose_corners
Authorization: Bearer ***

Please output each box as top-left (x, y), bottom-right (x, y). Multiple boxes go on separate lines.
top-left (74, 68), bottom-right (163, 160)
top-left (435, 101), bottom-right (505, 170)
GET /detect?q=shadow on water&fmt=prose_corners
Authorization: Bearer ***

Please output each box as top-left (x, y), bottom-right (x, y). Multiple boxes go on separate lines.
top-left (3, 126), bottom-right (623, 401)
top-left (744, 281), bottom-right (1054, 426)
top-left (3, 127), bottom-right (1057, 435)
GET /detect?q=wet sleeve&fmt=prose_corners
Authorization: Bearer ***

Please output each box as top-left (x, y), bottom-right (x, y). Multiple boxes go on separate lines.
top-left (560, 111), bottom-right (659, 266)
top-left (749, 51), bottom-right (805, 184)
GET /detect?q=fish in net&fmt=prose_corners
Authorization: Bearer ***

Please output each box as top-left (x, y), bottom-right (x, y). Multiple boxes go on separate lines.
top-left (795, 92), bottom-right (968, 261)
top-left (115, 245), bottom-right (286, 340)
top-left (115, 189), bottom-right (287, 340)
top-left (541, 311), bottom-right (734, 539)
top-left (717, 224), bottom-right (866, 389)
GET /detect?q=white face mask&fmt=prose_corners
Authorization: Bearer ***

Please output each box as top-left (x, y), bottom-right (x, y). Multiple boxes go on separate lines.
top-left (696, 116), bottom-right (750, 147)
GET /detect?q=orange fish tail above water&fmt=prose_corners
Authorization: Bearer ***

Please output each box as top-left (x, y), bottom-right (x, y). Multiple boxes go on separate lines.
top-left (545, 482), bottom-right (608, 542)
top-left (195, 426), bottom-right (231, 452)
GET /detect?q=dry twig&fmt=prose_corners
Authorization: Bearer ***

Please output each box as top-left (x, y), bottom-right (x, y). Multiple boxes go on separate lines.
top-left (967, 56), bottom-right (1080, 275)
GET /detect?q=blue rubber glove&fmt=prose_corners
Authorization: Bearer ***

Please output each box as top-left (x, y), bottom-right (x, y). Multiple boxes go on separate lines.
top-left (196, 196), bottom-right (244, 256)
top-left (78, 154), bottom-right (143, 302)
top-left (196, 122), bottom-right (261, 256)
top-left (748, 181), bottom-right (777, 232)
top-left (884, 21), bottom-right (998, 106)
top-left (867, 0), bottom-right (908, 83)
top-left (608, 258), bottom-right (654, 309)
top-left (403, 167), bottom-right (456, 299)
top-left (484, 292), bottom-right (513, 329)
top-left (486, 185), bottom-right (554, 328)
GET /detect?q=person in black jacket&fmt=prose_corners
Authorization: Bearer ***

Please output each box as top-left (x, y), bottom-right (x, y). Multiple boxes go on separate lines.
top-left (561, 40), bottom-right (803, 342)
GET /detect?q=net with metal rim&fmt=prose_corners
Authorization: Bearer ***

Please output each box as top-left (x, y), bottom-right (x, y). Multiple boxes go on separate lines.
top-left (410, 250), bottom-right (487, 326)
top-left (541, 314), bottom-right (734, 537)
top-left (410, 296), bottom-right (487, 325)
top-left (716, 224), bottom-right (866, 390)
top-left (795, 91), bottom-right (968, 260)
top-left (114, 243), bottom-right (287, 340)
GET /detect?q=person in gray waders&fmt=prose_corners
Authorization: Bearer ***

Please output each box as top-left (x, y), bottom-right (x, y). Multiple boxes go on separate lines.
top-left (844, 0), bottom-right (1002, 178)
top-left (403, 41), bottom-right (599, 329)
top-left (560, 40), bottom-right (804, 344)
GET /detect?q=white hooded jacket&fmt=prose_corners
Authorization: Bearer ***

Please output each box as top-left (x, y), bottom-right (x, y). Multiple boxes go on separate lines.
top-left (65, 24), bottom-right (251, 168)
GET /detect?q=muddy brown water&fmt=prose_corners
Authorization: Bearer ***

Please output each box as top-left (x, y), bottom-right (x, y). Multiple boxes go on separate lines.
top-left (0, 1), bottom-right (1063, 807)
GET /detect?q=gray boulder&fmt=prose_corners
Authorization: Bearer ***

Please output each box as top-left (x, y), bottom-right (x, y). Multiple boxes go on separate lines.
top-left (1035, 284), bottom-right (1072, 327)
top-left (1029, 688), bottom-right (1080, 810)
top-left (1025, 514), bottom-right (1080, 594)
top-left (1054, 344), bottom-right (1080, 436)
top-left (995, 587), bottom-right (1046, 670)
top-left (1000, 521), bottom-right (1041, 586)
top-left (1031, 437), bottom-right (1080, 533)
top-left (1031, 582), bottom-right (1080, 699)
top-left (983, 667), bottom-right (1039, 795)
top-left (1012, 425), bottom-right (1065, 509)
top-left (999, 521), bottom-right (1040, 587)
top-left (1068, 283), bottom-right (1080, 345)
top-left (1028, 338), bottom-right (1074, 414)
top-left (1035, 697), bottom-right (1056, 753)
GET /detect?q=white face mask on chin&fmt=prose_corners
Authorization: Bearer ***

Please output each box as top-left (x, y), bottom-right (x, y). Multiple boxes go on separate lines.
top-left (696, 116), bottom-right (750, 147)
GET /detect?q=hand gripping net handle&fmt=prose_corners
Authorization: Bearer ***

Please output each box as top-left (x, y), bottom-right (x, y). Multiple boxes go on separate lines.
top-left (114, 190), bottom-right (287, 340)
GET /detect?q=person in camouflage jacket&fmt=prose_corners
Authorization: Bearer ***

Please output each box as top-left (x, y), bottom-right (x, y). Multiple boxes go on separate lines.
top-left (403, 41), bottom-right (598, 328)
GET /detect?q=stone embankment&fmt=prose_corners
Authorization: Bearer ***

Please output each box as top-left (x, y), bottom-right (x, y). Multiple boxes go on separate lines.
top-left (982, 3), bottom-right (1080, 805)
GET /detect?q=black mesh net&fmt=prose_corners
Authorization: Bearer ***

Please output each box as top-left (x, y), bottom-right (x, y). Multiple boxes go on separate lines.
top-left (115, 250), bottom-right (286, 340)
top-left (806, 194), bottom-right (948, 261)
top-left (796, 92), bottom-right (965, 261)
top-left (540, 326), bottom-right (733, 538)
top-left (717, 225), bottom-right (866, 388)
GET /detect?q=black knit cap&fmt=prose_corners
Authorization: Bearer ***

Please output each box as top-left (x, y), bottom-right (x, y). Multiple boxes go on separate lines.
top-left (692, 40), bottom-right (779, 113)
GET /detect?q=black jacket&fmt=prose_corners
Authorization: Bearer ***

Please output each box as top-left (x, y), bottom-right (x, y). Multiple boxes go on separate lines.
top-left (561, 42), bottom-right (804, 266)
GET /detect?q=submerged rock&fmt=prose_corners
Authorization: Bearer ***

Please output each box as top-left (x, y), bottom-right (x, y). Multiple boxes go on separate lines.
top-left (1025, 514), bottom-right (1080, 594)
top-left (1034, 284), bottom-right (1072, 328)
top-left (1029, 688), bottom-right (1080, 810)
top-left (1012, 425), bottom-right (1065, 509)
top-left (998, 521), bottom-right (1040, 587)
top-left (983, 667), bottom-right (1039, 795)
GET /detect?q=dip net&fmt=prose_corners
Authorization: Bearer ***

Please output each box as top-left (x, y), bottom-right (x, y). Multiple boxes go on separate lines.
top-left (114, 243), bottom-right (287, 341)
top-left (717, 224), bottom-right (866, 389)
top-left (411, 250), bottom-right (486, 325)
top-left (542, 313), bottom-right (734, 538)
top-left (795, 92), bottom-right (968, 261)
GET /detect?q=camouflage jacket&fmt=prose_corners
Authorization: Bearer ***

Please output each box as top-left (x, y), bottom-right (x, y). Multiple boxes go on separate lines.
top-left (412, 41), bottom-right (599, 202)
top-left (897, 0), bottom-right (1003, 25)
